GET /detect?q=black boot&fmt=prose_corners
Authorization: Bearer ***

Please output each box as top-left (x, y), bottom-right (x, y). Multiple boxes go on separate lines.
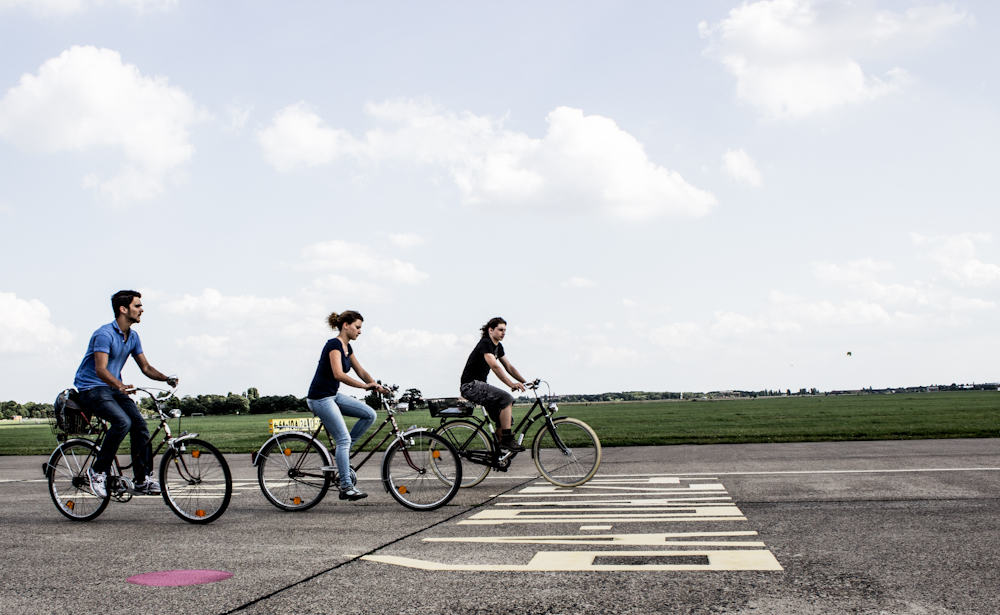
top-left (500, 430), bottom-right (525, 452)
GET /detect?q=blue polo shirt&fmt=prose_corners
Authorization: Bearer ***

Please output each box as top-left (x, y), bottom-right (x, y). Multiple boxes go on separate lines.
top-left (74, 321), bottom-right (144, 391)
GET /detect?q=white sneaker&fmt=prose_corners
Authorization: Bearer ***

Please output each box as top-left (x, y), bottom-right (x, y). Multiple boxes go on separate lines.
top-left (134, 474), bottom-right (161, 495)
top-left (88, 468), bottom-right (107, 498)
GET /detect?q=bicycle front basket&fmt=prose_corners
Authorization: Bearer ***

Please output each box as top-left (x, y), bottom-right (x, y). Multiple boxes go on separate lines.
top-left (426, 398), bottom-right (475, 418)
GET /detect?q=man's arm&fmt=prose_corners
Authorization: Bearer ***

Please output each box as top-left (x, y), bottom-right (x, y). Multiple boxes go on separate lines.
top-left (134, 354), bottom-right (178, 387)
top-left (94, 352), bottom-right (131, 393)
top-left (485, 354), bottom-right (526, 392)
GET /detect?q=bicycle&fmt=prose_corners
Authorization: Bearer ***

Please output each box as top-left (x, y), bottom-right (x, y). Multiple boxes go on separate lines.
top-left (251, 384), bottom-right (462, 512)
top-left (43, 386), bottom-right (233, 524)
top-left (429, 379), bottom-right (601, 488)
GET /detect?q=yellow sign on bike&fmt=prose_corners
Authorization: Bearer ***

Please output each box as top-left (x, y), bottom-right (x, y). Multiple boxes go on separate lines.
top-left (269, 417), bottom-right (321, 434)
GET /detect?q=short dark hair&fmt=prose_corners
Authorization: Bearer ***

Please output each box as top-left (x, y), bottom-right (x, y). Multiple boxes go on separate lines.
top-left (111, 290), bottom-right (141, 317)
top-left (480, 316), bottom-right (506, 338)
top-left (327, 310), bottom-right (363, 331)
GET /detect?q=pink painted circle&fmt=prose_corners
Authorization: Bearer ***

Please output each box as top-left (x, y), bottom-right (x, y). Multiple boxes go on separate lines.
top-left (127, 569), bottom-right (233, 587)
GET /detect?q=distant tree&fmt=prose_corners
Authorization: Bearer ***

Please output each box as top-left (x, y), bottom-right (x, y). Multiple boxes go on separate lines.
top-left (245, 387), bottom-right (260, 402)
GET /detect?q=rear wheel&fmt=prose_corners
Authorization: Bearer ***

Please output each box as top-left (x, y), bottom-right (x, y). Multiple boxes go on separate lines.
top-left (160, 438), bottom-right (232, 524)
top-left (257, 433), bottom-right (332, 511)
top-left (434, 420), bottom-right (493, 488)
top-left (382, 431), bottom-right (462, 511)
top-left (532, 417), bottom-right (601, 487)
top-left (47, 439), bottom-right (109, 521)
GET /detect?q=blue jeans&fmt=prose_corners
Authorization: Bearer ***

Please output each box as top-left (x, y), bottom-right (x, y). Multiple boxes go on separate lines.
top-left (79, 386), bottom-right (152, 481)
top-left (306, 393), bottom-right (377, 489)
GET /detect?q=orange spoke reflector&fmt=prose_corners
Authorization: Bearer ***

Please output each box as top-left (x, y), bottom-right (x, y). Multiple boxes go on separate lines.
top-left (195, 509), bottom-right (206, 517)
top-left (192, 450), bottom-right (201, 459)
top-left (67, 500), bottom-right (75, 510)
top-left (293, 497), bottom-right (302, 505)
top-left (398, 486), bottom-right (408, 494)
top-left (283, 448), bottom-right (292, 456)
top-left (431, 450), bottom-right (441, 459)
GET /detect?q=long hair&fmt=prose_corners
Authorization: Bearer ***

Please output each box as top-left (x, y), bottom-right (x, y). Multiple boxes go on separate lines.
top-left (480, 316), bottom-right (506, 338)
top-left (328, 310), bottom-right (363, 331)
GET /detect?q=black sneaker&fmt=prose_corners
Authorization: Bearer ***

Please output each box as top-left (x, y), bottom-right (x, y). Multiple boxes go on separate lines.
top-left (500, 436), bottom-right (525, 452)
top-left (339, 486), bottom-right (368, 501)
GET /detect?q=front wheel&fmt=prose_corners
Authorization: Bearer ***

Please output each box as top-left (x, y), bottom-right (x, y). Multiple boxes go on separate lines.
top-left (382, 431), bottom-right (462, 511)
top-left (257, 432), bottom-right (332, 512)
top-left (532, 417), bottom-right (601, 487)
top-left (47, 439), bottom-right (109, 521)
top-left (160, 438), bottom-right (232, 524)
top-left (434, 420), bottom-right (493, 488)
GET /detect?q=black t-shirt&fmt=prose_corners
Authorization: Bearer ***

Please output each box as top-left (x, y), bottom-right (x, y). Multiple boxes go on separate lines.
top-left (307, 338), bottom-right (353, 400)
top-left (460, 337), bottom-right (504, 385)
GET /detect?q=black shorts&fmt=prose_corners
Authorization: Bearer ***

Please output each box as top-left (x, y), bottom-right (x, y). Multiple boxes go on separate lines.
top-left (460, 380), bottom-right (513, 423)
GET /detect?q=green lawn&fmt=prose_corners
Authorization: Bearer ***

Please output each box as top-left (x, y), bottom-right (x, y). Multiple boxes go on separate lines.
top-left (2, 391), bottom-right (998, 456)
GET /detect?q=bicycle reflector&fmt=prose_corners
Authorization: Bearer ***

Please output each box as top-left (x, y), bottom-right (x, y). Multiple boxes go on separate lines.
top-left (67, 500), bottom-right (74, 510)
top-left (431, 449), bottom-right (441, 459)
top-left (195, 509), bottom-right (206, 517)
top-left (283, 448), bottom-right (292, 456)
top-left (397, 486), bottom-right (408, 494)
top-left (293, 497), bottom-right (302, 505)
top-left (192, 449), bottom-right (201, 458)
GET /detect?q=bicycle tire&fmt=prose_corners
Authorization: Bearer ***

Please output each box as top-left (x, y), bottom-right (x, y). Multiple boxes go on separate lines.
top-left (47, 439), bottom-right (109, 521)
top-left (532, 417), bottom-right (602, 487)
top-left (434, 420), bottom-right (493, 488)
top-left (257, 432), bottom-right (332, 512)
top-left (381, 430), bottom-right (462, 511)
top-left (160, 438), bottom-right (232, 524)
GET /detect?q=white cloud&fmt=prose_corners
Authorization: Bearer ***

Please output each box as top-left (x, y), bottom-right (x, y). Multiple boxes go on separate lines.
top-left (165, 288), bottom-right (300, 321)
top-left (225, 103), bottom-right (252, 134)
top-left (0, 292), bottom-right (73, 353)
top-left (700, 0), bottom-right (969, 118)
top-left (258, 100), bottom-right (716, 220)
top-left (0, 46), bottom-right (202, 202)
top-left (368, 326), bottom-right (461, 351)
top-left (256, 102), bottom-right (356, 171)
top-left (299, 240), bottom-right (429, 284)
top-left (722, 148), bottom-right (763, 187)
top-left (0, 0), bottom-right (177, 18)
top-left (561, 276), bottom-right (596, 289)
top-left (650, 322), bottom-right (702, 349)
top-left (388, 232), bottom-right (426, 248)
top-left (912, 232), bottom-right (1000, 286)
top-left (176, 334), bottom-right (230, 359)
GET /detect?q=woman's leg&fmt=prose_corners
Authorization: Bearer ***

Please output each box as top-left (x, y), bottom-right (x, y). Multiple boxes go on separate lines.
top-left (306, 397), bottom-right (354, 489)
top-left (333, 393), bottom-right (377, 446)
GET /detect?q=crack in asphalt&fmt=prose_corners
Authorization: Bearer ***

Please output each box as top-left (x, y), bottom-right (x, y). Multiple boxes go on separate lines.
top-left (218, 474), bottom-right (539, 615)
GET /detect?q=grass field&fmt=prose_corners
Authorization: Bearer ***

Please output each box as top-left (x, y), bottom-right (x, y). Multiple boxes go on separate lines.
top-left (2, 391), bottom-right (997, 456)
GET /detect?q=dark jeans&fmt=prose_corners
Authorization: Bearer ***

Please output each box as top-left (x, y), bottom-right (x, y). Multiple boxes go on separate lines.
top-left (79, 386), bottom-right (152, 480)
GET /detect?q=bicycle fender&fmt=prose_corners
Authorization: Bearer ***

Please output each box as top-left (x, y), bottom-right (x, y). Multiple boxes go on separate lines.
top-left (250, 430), bottom-right (327, 466)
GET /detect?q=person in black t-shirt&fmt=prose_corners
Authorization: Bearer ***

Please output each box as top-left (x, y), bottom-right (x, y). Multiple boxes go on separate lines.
top-left (459, 316), bottom-right (530, 451)
top-left (306, 310), bottom-right (387, 501)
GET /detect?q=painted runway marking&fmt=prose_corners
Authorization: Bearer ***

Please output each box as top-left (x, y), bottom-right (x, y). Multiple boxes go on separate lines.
top-left (365, 549), bottom-right (783, 571)
top-left (364, 475), bottom-right (783, 572)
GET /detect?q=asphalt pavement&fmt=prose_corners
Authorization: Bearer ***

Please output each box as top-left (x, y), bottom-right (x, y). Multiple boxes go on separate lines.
top-left (0, 438), bottom-right (997, 614)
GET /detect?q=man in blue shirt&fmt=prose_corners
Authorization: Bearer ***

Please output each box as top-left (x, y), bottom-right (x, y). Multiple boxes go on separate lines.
top-left (75, 290), bottom-right (178, 498)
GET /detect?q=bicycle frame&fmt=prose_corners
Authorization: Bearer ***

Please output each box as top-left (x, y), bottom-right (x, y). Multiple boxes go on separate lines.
top-left (251, 386), bottom-right (429, 477)
top-left (43, 387), bottom-right (198, 496)
top-left (440, 380), bottom-right (569, 468)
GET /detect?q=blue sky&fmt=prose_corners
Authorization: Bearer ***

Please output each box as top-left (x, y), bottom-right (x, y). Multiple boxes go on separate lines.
top-left (1, 1), bottom-right (998, 402)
